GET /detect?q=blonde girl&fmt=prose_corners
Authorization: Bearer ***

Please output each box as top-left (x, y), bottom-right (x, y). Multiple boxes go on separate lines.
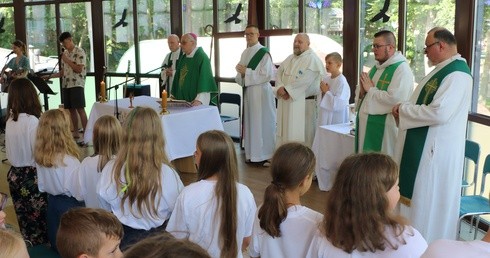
top-left (307, 153), bottom-right (427, 257)
top-left (166, 130), bottom-right (257, 258)
top-left (5, 78), bottom-right (48, 245)
top-left (0, 229), bottom-right (30, 258)
top-left (249, 142), bottom-right (322, 258)
top-left (78, 115), bottom-right (122, 208)
top-left (35, 108), bottom-right (84, 251)
top-left (97, 107), bottom-right (183, 250)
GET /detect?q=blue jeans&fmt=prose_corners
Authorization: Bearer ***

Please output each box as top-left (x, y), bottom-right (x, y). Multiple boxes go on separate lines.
top-left (46, 194), bottom-right (85, 252)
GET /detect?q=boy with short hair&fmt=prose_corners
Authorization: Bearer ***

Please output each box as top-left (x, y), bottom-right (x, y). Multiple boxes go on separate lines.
top-left (318, 52), bottom-right (351, 125)
top-left (56, 207), bottom-right (124, 258)
top-left (312, 52), bottom-right (351, 191)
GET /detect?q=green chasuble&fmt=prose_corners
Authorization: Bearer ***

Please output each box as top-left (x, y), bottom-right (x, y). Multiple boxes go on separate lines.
top-left (247, 47), bottom-right (269, 70)
top-left (355, 61), bottom-right (403, 153)
top-left (172, 47), bottom-right (218, 103)
top-left (399, 59), bottom-right (470, 204)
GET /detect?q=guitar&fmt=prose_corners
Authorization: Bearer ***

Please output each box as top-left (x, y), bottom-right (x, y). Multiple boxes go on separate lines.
top-left (0, 68), bottom-right (27, 92)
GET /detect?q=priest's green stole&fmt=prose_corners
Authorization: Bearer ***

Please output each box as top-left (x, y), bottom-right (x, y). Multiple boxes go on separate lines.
top-left (355, 61), bottom-right (404, 153)
top-left (399, 59), bottom-right (470, 205)
top-left (247, 47), bottom-right (269, 70)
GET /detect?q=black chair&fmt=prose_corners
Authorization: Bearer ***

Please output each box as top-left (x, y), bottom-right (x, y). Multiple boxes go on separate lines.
top-left (219, 93), bottom-right (241, 141)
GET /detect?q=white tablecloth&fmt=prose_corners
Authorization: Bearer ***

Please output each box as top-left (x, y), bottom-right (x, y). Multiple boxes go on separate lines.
top-left (84, 96), bottom-right (223, 161)
top-left (312, 123), bottom-right (355, 191)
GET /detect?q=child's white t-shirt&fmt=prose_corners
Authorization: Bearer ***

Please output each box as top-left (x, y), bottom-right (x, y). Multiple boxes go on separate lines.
top-left (166, 180), bottom-right (257, 258)
top-left (249, 205), bottom-right (323, 258)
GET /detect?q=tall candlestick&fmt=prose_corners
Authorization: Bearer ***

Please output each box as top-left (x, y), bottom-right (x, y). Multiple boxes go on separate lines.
top-left (100, 80), bottom-right (106, 102)
top-left (162, 90), bottom-right (167, 109)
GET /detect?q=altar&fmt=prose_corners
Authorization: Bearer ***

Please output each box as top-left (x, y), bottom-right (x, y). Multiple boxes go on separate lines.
top-left (84, 96), bottom-right (224, 171)
top-left (313, 123), bottom-right (355, 191)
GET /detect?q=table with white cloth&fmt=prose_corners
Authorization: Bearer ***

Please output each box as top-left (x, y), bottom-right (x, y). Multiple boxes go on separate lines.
top-left (313, 123), bottom-right (355, 191)
top-left (84, 96), bottom-right (223, 162)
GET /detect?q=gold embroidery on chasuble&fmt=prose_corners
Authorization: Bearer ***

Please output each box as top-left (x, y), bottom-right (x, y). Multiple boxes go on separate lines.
top-left (378, 73), bottom-right (391, 90)
top-left (179, 64), bottom-right (188, 87)
top-left (422, 78), bottom-right (438, 104)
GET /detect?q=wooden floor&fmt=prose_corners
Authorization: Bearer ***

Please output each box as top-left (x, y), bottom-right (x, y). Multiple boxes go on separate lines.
top-left (0, 134), bottom-right (327, 232)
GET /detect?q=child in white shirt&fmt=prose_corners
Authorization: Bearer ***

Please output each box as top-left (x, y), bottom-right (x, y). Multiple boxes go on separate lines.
top-left (78, 115), bottom-right (122, 208)
top-left (249, 142), bottom-right (322, 258)
top-left (318, 52), bottom-right (350, 126)
top-left (97, 107), bottom-right (183, 250)
top-left (166, 130), bottom-right (257, 258)
top-left (307, 153), bottom-right (427, 258)
top-left (35, 109), bottom-right (85, 251)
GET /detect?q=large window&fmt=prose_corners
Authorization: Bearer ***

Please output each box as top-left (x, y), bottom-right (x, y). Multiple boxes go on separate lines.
top-left (266, 0), bottom-right (298, 31)
top-left (217, 0), bottom-right (248, 33)
top-left (102, 0), bottom-right (171, 98)
top-left (305, 0), bottom-right (344, 66)
top-left (182, 0), bottom-right (213, 35)
top-left (104, 1), bottom-right (134, 73)
top-left (359, 0), bottom-right (399, 72)
top-left (305, 0), bottom-right (343, 38)
top-left (25, 2), bottom-right (95, 112)
top-left (60, 2), bottom-right (92, 72)
top-left (0, 7), bottom-right (15, 50)
top-left (473, 0), bottom-right (490, 117)
top-left (469, 1), bottom-right (490, 223)
top-left (406, 0), bottom-right (455, 83)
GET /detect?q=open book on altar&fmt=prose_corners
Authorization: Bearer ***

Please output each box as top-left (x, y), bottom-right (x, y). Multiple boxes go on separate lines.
top-left (156, 98), bottom-right (193, 108)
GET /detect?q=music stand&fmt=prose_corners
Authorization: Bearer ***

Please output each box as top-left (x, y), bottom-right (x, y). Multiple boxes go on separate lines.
top-left (27, 74), bottom-right (56, 111)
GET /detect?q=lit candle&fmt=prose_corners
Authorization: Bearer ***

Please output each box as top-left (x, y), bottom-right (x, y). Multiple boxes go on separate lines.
top-left (162, 90), bottom-right (167, 109)
top-left (100, 80), bottom-right (106, 100)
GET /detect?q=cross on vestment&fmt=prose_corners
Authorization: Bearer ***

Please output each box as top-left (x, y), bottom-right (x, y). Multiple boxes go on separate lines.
top-left (422, 78), bottom-right (438, 104)
top-left (377, 73), bottom-right (391, 90)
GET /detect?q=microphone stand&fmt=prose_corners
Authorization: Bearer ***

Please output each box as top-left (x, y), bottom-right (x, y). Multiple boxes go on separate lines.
top-left (104, 64), bottom-right (170, 120)
top-left (44, 58), bottom-right (60, 84)
top-left (0, 55), bottom-right (8, 136)
top-left (1, 55), bottom-right (10, 93)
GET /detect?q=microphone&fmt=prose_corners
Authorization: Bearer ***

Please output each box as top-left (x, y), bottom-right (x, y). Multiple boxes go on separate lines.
top-left (5, 51), bottom-right (13, 58)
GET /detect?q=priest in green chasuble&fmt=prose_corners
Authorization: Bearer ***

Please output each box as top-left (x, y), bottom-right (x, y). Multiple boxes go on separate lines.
top-left (392, 27), bottom-right (472, 243)
top-left (172, 33), bottom-right (217, 106)
top-left (356, 30), bottom-right (414, 156)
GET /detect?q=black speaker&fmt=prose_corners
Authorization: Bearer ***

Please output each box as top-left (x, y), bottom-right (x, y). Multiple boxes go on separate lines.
top-left (124, 84), bottom-right (151, 97)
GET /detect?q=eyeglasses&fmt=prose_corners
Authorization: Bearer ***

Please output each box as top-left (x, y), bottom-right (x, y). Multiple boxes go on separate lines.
top-left (424, 41), bottom-right (440, 52)
top-left (0, 192), bottom-right (7, 211)
top-left (372, 44), bottom-right (390, 50)
top-left (244, 33), bottom-right (257, 37)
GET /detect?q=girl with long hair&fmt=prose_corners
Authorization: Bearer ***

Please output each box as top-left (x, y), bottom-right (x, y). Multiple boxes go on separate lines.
top-left (1, 40), bottom-right (29, 87)
top-left (35, 108), bottom-right (84, 251)
top-left (249, 142), bottom-right (322, 258)
top-left (78, 115), bottom-right (122, 208)
top-left (97, 107), bottom-right (183, 250)
top-left (5, 78), bottom-right (48, 245)
top-left (307, 153), bottom-right (427, 257)
top-left (166, 130), bottom-right (257, 258)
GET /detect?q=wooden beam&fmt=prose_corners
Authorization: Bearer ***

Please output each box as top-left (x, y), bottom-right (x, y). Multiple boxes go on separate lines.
top-left (215, 29), bottom-right (293, 39)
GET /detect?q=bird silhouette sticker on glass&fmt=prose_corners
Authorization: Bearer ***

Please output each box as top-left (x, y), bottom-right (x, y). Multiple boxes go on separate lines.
top-left (224, 4), bottom-right (242, 24)
top-left (113, 8), bottom-right (128, 29)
